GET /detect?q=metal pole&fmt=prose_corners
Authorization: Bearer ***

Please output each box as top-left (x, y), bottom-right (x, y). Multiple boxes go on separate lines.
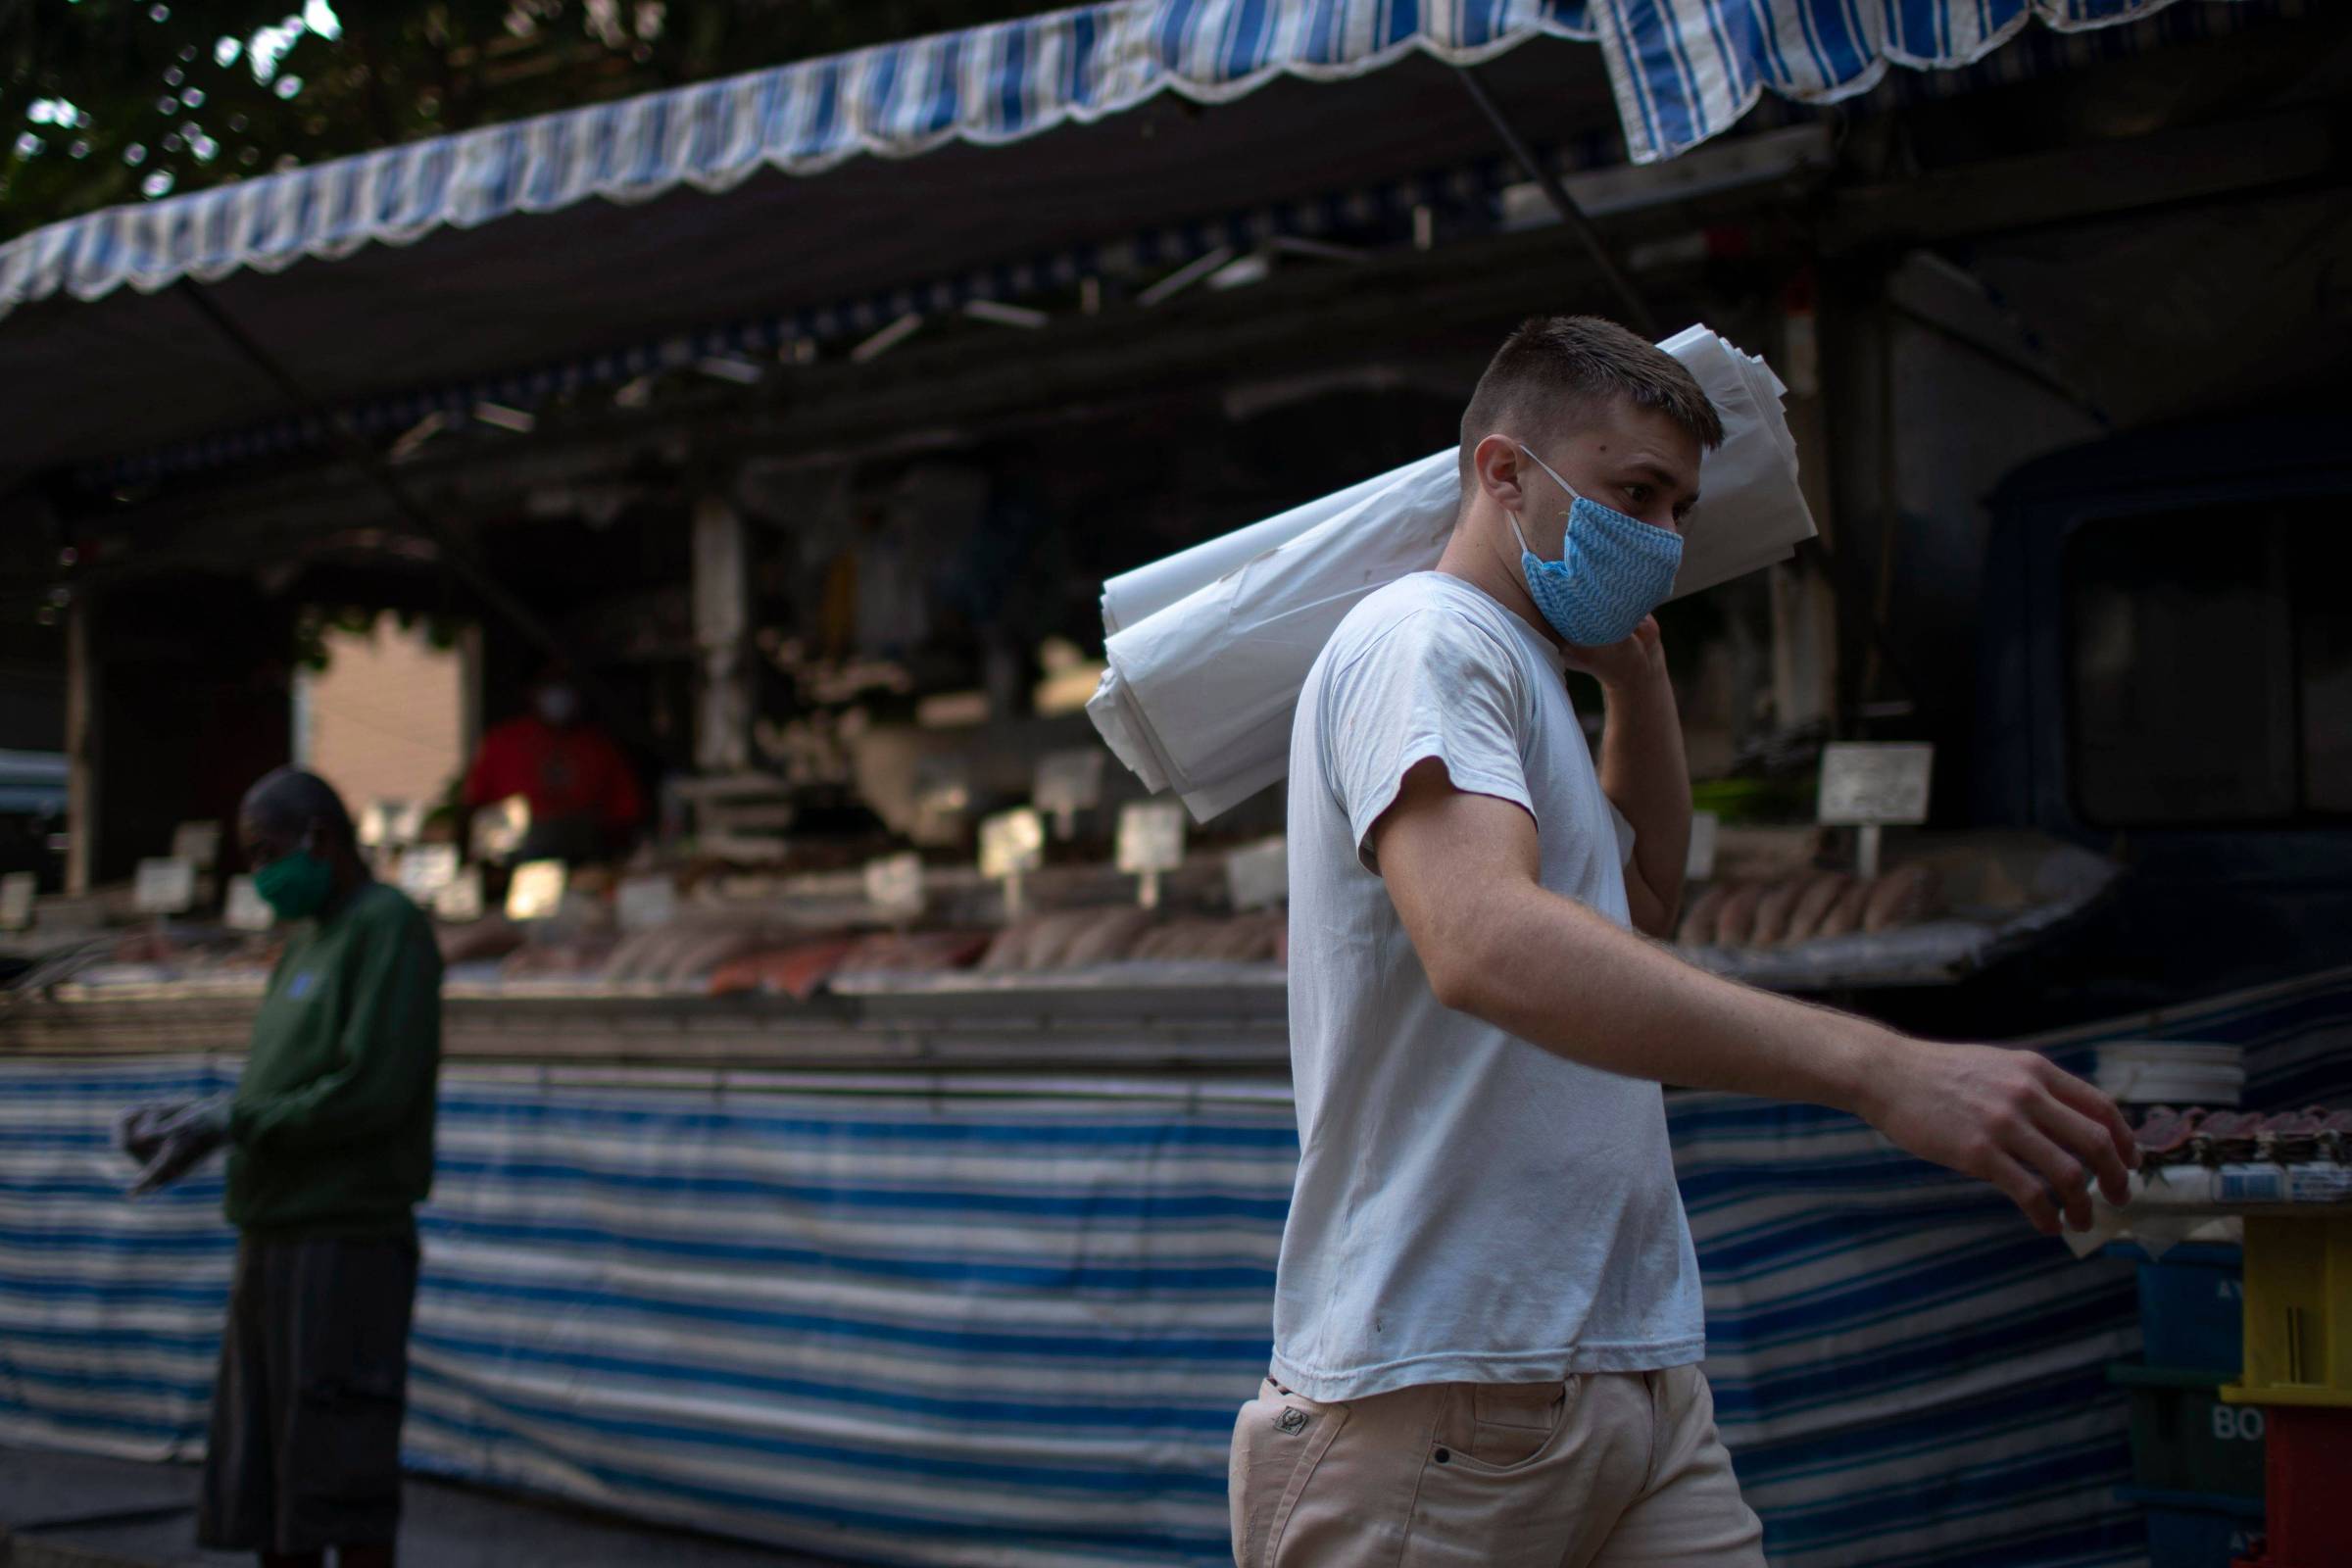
top-left (175, 281), bottom-right (587, 674)
top-left (1454, 66), bottom-right (1658, 337)
top-left (173, 280), bottom-right (642, 740)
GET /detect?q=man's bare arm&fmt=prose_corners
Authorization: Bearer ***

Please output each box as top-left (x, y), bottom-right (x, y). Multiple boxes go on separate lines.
top-left (1370, 760), bottom-right (2138, 1236)
top-left (1564, 616), bottom-right (1689, 940)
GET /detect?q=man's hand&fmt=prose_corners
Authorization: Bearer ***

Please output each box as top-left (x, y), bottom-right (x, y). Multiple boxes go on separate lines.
top-left (1570, 614), bottom-right (1687, 939)
top-left (118, 1098), bottom-right (230, 1197)
top-left (1856, 1042), bottom-right (2138, 1235)
top-left (1563, 614), bottom-right (1666, 693)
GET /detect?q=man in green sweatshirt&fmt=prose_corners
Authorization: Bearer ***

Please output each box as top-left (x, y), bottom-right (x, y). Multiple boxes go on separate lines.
top-left (121, 767), bottom-right (442, 1568)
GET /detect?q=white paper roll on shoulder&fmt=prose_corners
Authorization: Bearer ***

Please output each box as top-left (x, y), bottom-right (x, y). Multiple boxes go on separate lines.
top-left (1088, 326), bottom-right (1817, 822)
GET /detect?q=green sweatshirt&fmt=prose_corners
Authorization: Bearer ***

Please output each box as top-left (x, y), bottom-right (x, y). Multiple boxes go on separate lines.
top-left (226, 880), bottom-right (443, 1238)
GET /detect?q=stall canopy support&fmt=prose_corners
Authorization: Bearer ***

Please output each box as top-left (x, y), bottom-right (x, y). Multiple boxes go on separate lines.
top-left (173, 279), bottom-right (629, 736)
top-left (1453, 67), bottom-right (1658, 338)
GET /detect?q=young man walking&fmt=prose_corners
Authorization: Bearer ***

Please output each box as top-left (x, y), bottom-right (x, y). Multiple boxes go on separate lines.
top-left (1230, 317), bottom-right (2137, 1566)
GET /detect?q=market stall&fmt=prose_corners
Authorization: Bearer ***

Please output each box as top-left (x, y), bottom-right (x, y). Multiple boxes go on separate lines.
top-left (3, 5), bottom-right (2343, 1568)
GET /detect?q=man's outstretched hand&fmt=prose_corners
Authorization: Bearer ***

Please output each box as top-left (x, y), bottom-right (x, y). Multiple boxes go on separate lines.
top-left (1856, 1041), bottom-right (2138, 1235)
top-left (116, 1098), bottom-right (230, 1197)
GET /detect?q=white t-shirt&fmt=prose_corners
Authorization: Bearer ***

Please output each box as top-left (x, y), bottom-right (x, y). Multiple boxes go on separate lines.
top-left (1271, 571), bottom-right (1704, 1401)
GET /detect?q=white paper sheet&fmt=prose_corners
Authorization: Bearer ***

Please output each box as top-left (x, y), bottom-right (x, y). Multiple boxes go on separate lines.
top-left (1088, 326), bottom-right (1816, 821)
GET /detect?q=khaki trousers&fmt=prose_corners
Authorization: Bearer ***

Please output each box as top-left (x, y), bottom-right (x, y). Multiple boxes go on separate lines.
top-left (1229, 1366), bottom-right (1765, 1568)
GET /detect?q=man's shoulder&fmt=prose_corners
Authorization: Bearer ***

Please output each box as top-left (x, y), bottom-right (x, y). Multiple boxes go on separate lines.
top-left (1322, 575), bottom-right (1523, 681)
top-left (347, 882), bottom-right (434, 944)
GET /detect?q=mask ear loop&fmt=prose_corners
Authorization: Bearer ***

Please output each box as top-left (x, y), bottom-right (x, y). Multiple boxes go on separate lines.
top-left (1509, 443), bottom-right (1582, 560)
top-left (1517, 442), bottom-right (1587, 506)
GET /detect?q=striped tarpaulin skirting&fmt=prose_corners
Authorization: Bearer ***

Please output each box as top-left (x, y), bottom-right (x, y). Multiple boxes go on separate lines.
top-left (5, 965), bottom-right (2347, 1565)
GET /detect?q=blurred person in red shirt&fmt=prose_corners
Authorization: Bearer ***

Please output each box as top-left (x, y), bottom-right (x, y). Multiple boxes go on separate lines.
top-left (462, 668), bottom-right (643, 864)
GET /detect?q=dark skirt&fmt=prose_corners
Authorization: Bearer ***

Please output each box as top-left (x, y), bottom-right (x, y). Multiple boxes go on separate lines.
top-left (197, 1229), bottom-right (419, 1554)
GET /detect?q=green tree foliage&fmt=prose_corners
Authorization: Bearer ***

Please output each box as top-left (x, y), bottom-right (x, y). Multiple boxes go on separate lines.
top-left (1, 0), bottom-right (1067, 236)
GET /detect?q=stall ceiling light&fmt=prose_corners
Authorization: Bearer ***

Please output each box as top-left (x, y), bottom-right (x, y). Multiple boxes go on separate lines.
top-left (963, 300), bottom-right (1051, 330)
top-left (1138, 246), bottom-right (1235, 308)
top-left (1269, 236), bottom-right (1367, 265)
top-left (697, 355), bottom-right (764, 385)
top-left (473, 401), bottom-right (537, 434)
top-left (851, 313), bottom-right (924, 364)
top-left (387, 411), bottom-right (447, 463)
top-left (1207, 252), bottom-right (1271, 292)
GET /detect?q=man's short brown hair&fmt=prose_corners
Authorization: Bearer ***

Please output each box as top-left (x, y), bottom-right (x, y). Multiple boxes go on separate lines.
top-left (1458, 316), bottom-right (1723, 490)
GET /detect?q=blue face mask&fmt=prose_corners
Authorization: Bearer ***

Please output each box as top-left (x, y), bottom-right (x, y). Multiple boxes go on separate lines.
top-left (1506, 444), bottom-right (1684, 647)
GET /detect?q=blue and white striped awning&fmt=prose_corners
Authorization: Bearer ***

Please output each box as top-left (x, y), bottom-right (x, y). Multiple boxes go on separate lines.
top-left (0, 0), bottom-right (2269, 479)
top-left (0, 0), bottom-right (2246, 318)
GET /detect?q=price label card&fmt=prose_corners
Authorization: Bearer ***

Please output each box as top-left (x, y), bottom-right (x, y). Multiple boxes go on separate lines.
top-left (223, 874), bottom-right (274, 932)
top-left (358, 800), bottom-right (410, 850)
top-left (615, 875), bottom-right (679, 933)
top-left (398, 845), bottom-right (462, 900)
top-left (863, 853), bottom-right (926, 919)
top-left (505, 859), bottom-right (567, 922)
top-left (1817, 743), bottom-right (1935, 826)
top-left (1116, 801), bottom-right (1187, 875)
top-left (471, 796), bottom-right (531, 860)
top-left (133, 858), bottom-right (197, 915)
top-left (172, 821), bottom-right (221, 869)
top-left (435, 868), bottom-right (485, 923)
top-left (913, 758), bottom-right (972, 818)
top-left (1225, 837), bottom-right (1289, 911)
top-left (0, 871), bottom-right (34, 932)
top-left (1033, 750), bottom-right (1106, 818)
top-left (979, 809), bottom-right (1045, 880)
top-left (1685, 811), bottom-right (1720, 882)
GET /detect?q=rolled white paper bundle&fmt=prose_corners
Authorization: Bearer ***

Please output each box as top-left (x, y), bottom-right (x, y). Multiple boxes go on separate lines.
top-left (1088, 325), bottom-right (1816, 821)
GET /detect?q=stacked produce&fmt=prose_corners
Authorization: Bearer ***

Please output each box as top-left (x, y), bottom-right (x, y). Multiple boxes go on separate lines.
top-left (1675, 865), bottom-right (1941, 951)
top-left (2133, 1105), bottom-right (2352, 1165)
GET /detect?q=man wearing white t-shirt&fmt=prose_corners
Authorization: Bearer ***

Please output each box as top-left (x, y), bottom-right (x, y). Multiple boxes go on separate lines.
top-left (1229, 317), bottom-right (2138, 1567)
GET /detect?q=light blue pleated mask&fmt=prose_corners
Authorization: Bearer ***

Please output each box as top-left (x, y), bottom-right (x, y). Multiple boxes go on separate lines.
top-left (1507, 444), bottom-right (1684, 648)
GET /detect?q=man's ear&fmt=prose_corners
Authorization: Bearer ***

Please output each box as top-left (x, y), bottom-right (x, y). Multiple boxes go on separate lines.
top-left (1472, 434), bottom-right (1526, 513)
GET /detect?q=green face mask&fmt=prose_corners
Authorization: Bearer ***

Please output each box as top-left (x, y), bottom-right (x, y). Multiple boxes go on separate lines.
top-left (253, 849), bottom-right (334, 921)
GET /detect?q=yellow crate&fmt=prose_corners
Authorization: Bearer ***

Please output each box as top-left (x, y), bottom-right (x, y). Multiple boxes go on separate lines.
top-left (2223, 1214), bottom-right (2352, 1409)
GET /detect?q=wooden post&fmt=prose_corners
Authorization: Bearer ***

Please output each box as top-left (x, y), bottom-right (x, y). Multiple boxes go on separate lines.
top-left (691, 494), bottom-right (752, 775)
top-left (64, 594), bottom-right (97, 896)
top-left (1771, 294), bottom-right (1839, 735)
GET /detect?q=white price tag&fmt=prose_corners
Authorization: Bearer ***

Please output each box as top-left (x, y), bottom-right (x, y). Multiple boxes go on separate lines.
top-left (1817, 743), bottom-right (1935, 826)
top-left (1225, 837), bottom-right (1289, 912)
top-left (913, 758), bottom-right (972, 818)
top-left (615, 875), bottom-right (679, 933)
top-left (978, 809), bottom-right (1045, 880)
top-left (1685, 811), bottom-right (1720, 881)
top-left (1033, 750), bottom-right (1106, 837)
top-left (398, 845), bottom-right (461, 900)
top-left (133, 858), bottom-right (197, 915)
top-left (1115, 802), bottom-right (1186, 875)
top-left (864, 853), bottom-right (926, 919)
top-left (358, 800), bottom-right (408, 849)
top-left (171, 821), bottom-right (221, 869)
top-left (435, 868), bottom-right (485, 923)
top-left (0, 871), bottom-right (34, 931)
top-left (505, 859), bottom-right (567, 922)
top-left (223, 874), bottom-right (274, 932)
top-left (471, 796), bottom-right (531, 860)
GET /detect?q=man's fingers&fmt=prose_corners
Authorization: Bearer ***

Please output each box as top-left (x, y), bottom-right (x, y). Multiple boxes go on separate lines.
top-left (2006, 1125), bottom-right (2096, 1232)
top-left (2025, 1091), bottom-right (2133, 1207)
top-left (2042, 1065), bottom-right (2141, 1173)
top-left (1990, 1152), bottom-right (2061, 1236)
